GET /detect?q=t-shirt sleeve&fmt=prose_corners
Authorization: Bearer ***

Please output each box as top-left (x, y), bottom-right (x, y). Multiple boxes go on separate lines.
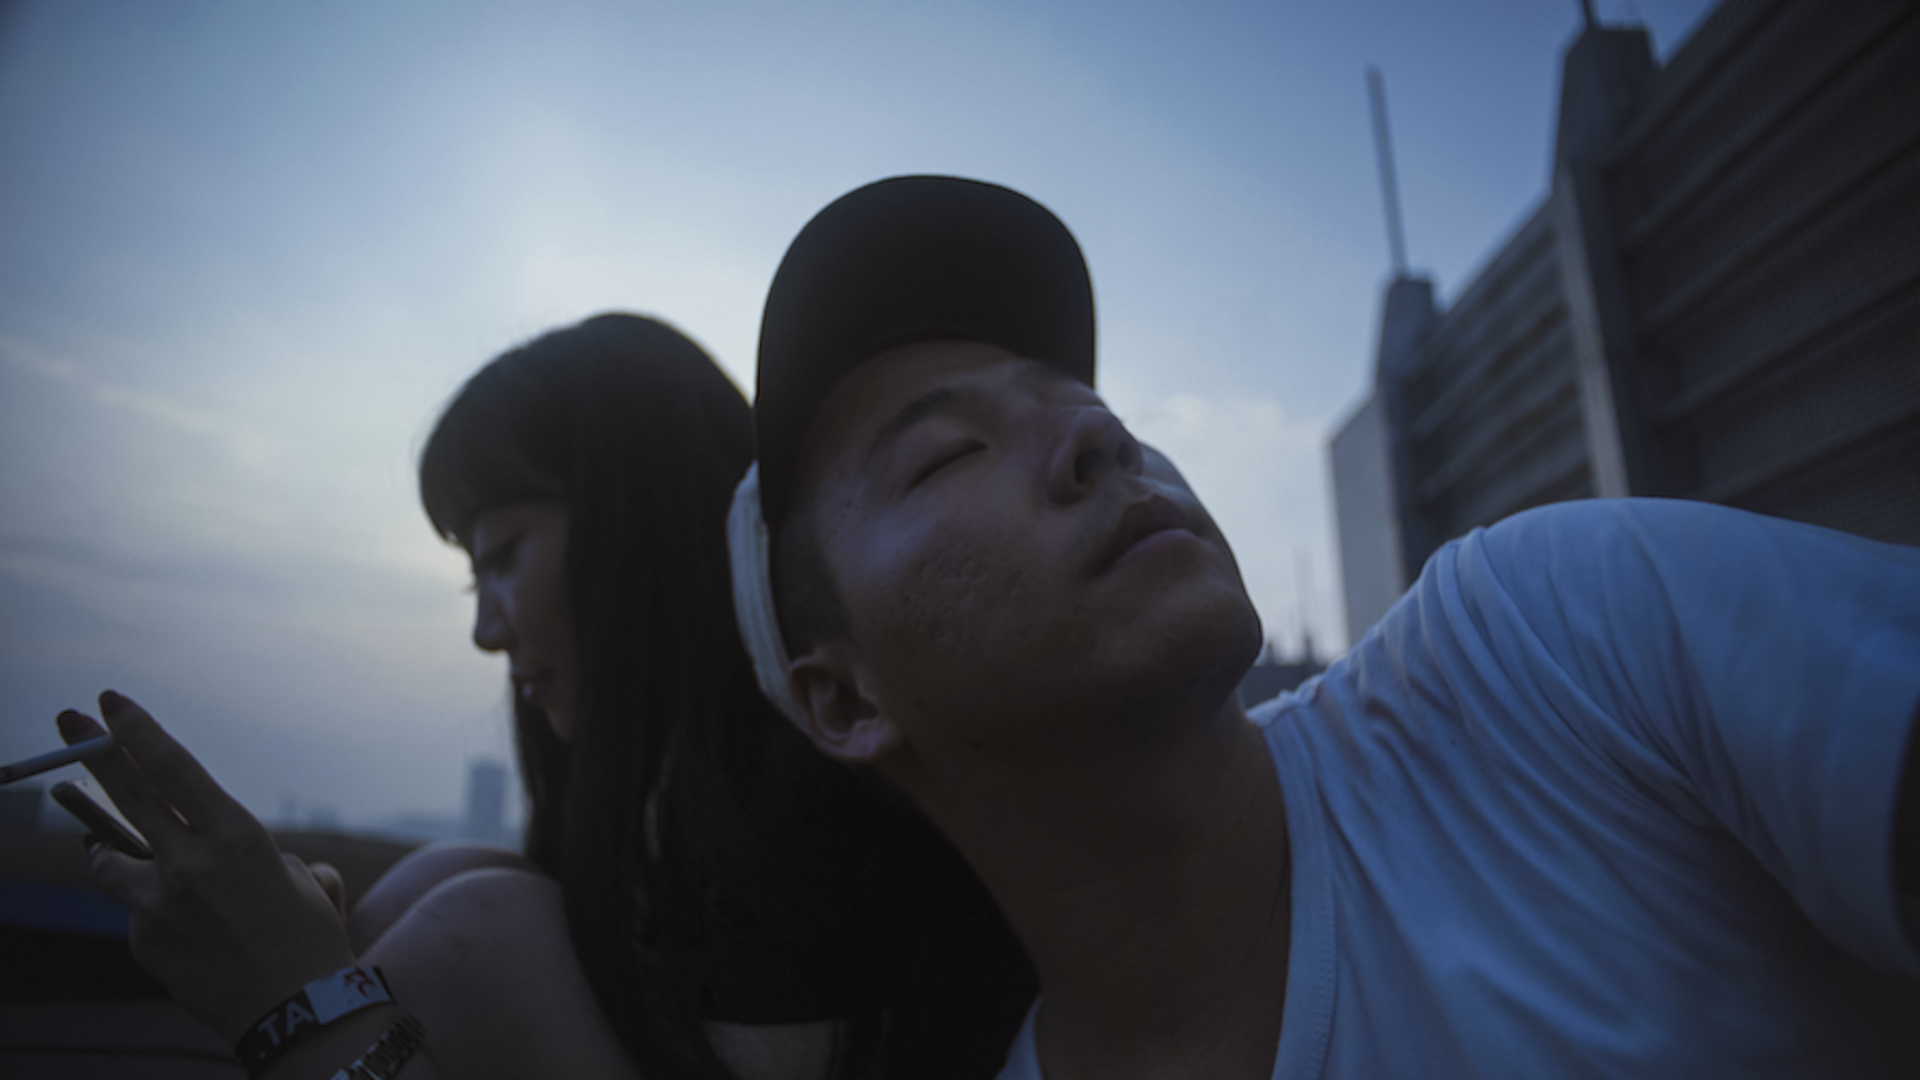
top-left (1452, 498), bottom-right (1920, 977)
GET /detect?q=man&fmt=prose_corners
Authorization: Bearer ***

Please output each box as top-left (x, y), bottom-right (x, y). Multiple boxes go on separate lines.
top-left (727, 176), bottom-right (1920, 1078)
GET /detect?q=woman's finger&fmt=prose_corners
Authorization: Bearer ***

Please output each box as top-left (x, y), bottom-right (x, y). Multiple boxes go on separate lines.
top-left (88, 844), bottom-right (157, 909)
top-left (96, 691), bottom-right (255, 836)
top-left (49, 781), bottom-right (153, 859)
top-left (58, 708), bottom-right (189, 846)
top-left (305, 860), bottom-right (349, 917)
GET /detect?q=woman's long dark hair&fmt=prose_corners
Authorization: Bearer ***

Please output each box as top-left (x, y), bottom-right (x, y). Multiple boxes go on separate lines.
top-left (418, 314), bottom-right (903, 1077)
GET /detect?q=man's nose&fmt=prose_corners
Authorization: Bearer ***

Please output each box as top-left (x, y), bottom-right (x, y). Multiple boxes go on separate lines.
top-left (1046, 408), bottom-right (1142, 503)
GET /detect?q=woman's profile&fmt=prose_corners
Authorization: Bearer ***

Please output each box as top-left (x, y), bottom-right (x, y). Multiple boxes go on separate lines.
top-left (54, 313), bottom-right (1032, 1078)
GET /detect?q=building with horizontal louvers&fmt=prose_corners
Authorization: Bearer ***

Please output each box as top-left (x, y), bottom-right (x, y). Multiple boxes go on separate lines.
top-left (1331, 0), bottom-right (1920, 642)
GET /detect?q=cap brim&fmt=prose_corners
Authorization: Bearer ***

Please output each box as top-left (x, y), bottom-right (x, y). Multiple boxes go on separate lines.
top-left (754, 175), bottom-right (1095, 526)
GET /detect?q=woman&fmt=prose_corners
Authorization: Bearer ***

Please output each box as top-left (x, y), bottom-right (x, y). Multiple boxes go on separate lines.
top-left (394, 312), bottom-right (905, 1074)
top-left (60, 314), bottom-right (1029, 1079)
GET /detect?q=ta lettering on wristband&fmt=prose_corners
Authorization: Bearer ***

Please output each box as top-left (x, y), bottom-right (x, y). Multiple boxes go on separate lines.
top-left (235, 965), bottom-right (395, 1076)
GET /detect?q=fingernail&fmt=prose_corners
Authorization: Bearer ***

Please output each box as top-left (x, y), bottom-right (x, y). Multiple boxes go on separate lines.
top-left (99, 690), bottom-right (125, 713)
top-left (57, 710), bottom-right (92, 738)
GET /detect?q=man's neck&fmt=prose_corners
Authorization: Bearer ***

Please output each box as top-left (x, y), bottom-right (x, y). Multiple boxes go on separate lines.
top-left (915, 696), bottom-right (1291, 1080)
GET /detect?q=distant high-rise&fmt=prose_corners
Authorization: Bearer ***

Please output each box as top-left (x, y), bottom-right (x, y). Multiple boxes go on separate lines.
top-left (1332, 0), bottom-right (1919, 641)
top-left (465, 757), bottom-right (508, 845)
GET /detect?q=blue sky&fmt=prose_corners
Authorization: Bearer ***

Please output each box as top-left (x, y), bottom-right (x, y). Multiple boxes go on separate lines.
top-left (0, 0), bottom-right (1716, 827)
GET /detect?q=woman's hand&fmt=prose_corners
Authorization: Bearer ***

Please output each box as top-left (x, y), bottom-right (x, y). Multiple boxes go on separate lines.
top-left (59, 691), bottom-right (359, 1045)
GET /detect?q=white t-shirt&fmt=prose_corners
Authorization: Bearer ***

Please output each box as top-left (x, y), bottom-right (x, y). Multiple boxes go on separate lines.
top-left (1000, 498), bottom-right (1920, 1079)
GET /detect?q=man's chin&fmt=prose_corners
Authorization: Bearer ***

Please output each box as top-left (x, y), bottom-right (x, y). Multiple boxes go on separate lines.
top-left (1080, 592), bottom-right (1262, 719)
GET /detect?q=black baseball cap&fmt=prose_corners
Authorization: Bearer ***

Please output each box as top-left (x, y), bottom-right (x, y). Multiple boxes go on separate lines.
top-left (753, 175), bottom-right (1097, 527)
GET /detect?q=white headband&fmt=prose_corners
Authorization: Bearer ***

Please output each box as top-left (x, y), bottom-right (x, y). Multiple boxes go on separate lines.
top-left (727, 463), bottom-right (808, 727)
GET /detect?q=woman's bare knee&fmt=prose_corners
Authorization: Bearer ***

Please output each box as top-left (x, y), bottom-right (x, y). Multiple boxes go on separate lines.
top-left (350, 843), bottom-right (538, 952)
top-left (364, 868), bottom-right (637, 1079)
top-left (363, 870), bottom-right (839, 1079)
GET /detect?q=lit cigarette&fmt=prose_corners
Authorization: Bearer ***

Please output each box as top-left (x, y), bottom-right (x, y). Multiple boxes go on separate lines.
top-left (0, 735), bottom-right (118, 785)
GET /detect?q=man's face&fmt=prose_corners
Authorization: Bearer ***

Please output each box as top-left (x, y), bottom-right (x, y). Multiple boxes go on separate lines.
top-left (789, 340), bottom-right (1261, 763)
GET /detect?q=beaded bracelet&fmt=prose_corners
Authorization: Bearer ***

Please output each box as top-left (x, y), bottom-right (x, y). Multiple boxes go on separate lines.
top-left (235, 966), bottom-right (394, 1076)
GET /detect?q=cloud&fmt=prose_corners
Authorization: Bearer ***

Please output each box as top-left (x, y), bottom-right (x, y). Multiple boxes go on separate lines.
top-left (0, 336), bottom-right (283, 468)
top-left (1128, 392), bottom-right (1322, 459)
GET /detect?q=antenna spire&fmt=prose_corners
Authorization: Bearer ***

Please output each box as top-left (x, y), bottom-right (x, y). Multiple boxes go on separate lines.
top-left (1366, 66), bottom-right (1409, 276)
top-left (1295, 546), bottom-right (1315, 661)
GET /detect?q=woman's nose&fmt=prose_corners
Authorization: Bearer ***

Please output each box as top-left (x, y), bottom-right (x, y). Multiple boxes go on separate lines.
top-left (1046, 408), bottom-right (1142, 503)
top-left (472, 588), bottom-right (512, 654)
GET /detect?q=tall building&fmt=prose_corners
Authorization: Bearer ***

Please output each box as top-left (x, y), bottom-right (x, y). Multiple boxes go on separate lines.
top-left (1332, 0), bottom-right (1920, 640)
top-left (464, 757), bottom-right (509, 846)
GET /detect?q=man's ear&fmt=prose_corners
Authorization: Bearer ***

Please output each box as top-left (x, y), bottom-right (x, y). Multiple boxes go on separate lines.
top-left (786, 642), bottom-right (902, 764)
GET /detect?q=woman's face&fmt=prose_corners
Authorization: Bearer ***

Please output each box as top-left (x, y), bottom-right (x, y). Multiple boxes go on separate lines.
top-left (466, 501), bottom-right (578, 741)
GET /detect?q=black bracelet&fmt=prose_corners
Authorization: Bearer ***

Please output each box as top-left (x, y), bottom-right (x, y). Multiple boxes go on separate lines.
top-left (329, 1013), bottom-right (426, 1080)
top-left (234, 965), bottom-right (395, 1077)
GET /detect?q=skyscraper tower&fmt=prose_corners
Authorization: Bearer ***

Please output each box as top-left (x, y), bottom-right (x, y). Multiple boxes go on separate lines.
top-left (464, 758), bottom-right (508, 845)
